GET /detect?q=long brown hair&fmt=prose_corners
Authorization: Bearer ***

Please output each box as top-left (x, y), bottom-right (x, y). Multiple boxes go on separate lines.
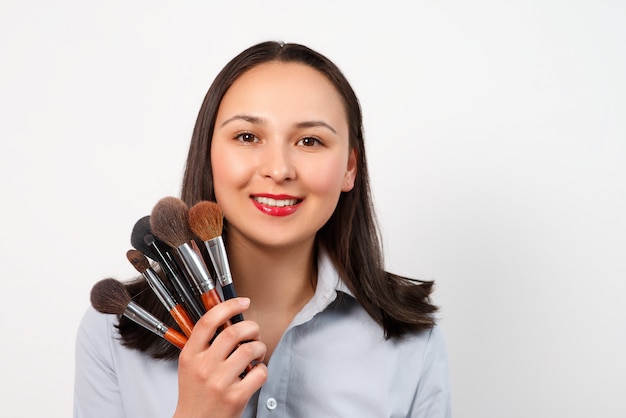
top-left (118, 41), bottom-right (437, 359)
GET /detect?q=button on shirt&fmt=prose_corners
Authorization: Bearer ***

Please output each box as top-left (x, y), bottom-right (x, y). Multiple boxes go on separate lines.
top-left (74, 251), bottom-right (452, 417)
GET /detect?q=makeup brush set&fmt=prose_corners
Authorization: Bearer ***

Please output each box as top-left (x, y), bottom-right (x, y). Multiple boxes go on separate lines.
top-left (90, 197), bottom-right (242, 350)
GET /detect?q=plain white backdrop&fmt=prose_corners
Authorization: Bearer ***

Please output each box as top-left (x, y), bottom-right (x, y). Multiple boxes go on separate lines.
top-left (1, 1), bottom-right (624, 416)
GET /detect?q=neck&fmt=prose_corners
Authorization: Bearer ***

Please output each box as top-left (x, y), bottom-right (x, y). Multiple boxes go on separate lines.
top-left (226, 235), bottom-right (318, 313)
top-left (223, 232), bottom-right (319, 361)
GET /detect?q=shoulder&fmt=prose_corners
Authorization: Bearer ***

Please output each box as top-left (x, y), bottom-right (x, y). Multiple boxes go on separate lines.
top-left (78, 305), bottom-right (117, 329)
top-left (75, 306), bottom-right (121, 375)
top-left (74, 307), bottom-right (180, 417)
top-left (423, 325), bottom-right (448, 356)
top-left (410, 325), bottom-right (452, 417)
top-left (76, 306), bottom-right (119, 348)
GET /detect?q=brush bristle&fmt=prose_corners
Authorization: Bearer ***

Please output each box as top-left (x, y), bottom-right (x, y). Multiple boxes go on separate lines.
top-left (126, 249), bottom-right (150, 273)
top-left (130, 215), bottom-right (157, 260)
top-left (188, 201), bottom-right (223, 241)
top-left (150, 196), bottom-right (194, 248)
top-left (90, 278), bottom-right (131, 315)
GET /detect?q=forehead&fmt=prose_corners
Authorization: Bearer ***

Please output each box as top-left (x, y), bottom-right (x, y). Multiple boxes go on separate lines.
top-left (217, 62), bottom-right (347, 123)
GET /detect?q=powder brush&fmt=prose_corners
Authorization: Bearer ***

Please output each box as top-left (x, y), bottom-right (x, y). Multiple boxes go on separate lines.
top-left (90, 278), bottom-right (187, 349)
top-left (126, 249), bottom-right (195, 337)
top-left (150, 196), bottom-right (223, 314)
top-left (188, 200), bottom-right (243, 323)
top-left (131, 215), bottom-right (204, 321)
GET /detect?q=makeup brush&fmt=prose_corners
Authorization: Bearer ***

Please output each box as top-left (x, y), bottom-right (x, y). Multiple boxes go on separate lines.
top-left (150, 197), bottom-right (224, 314)
top-left (144, 233), bottom-right (205, 321)
top-left (90, 278), bottom-right (187, 349)
top-left (126, 249), bottom-right (195, 337)
top-left (131, 215), bottom-right (205, 321)
top-left (188, 201), bottom-right (243, 323)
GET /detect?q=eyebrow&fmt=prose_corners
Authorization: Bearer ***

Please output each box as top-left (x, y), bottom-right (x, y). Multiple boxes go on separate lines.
top-left (220, 114), bottom-right (263, 127)
top-left (296, 120), bottom-right (337, 134)
top-left (220, 114), bottom-right (337, 134)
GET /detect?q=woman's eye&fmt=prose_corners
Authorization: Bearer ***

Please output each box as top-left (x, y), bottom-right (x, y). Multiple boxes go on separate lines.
top-left (235, 132), bottom-right (258, 143)
top-left (297, 136), bottom-right (321, 147)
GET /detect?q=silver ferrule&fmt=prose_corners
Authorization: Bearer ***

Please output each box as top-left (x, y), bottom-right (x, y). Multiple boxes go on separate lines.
top-left (205, 236), bottom-right (233, 287)
top-left (143, 268), bottom-right (176, 310)
top-left (175, 242), bottom-right (215, 294)
top-left (124, 301), bottom-right (168, 337)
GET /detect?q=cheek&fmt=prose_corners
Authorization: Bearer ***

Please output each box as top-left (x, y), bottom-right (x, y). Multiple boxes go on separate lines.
top-left (302, 156), bottom-right (350, 196)
top-left (210, 144), bottom-right (250, 200)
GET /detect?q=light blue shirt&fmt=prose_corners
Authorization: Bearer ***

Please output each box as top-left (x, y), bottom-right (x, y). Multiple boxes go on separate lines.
top-left (74, 252), bottom-right (452, 417)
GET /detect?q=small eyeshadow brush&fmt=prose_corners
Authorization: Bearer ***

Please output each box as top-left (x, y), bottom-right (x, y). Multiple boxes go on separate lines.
top-left (126, 249), bottom-right (195, 337)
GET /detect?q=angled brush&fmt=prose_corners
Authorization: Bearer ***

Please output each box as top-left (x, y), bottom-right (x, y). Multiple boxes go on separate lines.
top-left (90, 278), bottom-right (187, 349)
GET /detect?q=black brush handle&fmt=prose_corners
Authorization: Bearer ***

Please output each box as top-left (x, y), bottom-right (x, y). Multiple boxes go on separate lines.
top-left (222, 283), bottom-right (244, 323)
top-left (151, 241), bottom-right (206, 322)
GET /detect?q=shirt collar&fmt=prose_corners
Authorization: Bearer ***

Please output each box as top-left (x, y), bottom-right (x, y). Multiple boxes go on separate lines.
top-left (316, 248), bottom-right (353, 297)
top-left (289, 248), bottom-right (354, 328)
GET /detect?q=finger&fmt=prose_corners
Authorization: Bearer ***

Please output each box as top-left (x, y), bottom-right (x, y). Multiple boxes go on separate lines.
top-left (184, 297), bottom-right (250, 352)
top-left (210, 319), bottom-right (262, 360)
top-left (224, 339), bottom-right (267, 377)
top-left (235, 361), bottom-right (268, 392)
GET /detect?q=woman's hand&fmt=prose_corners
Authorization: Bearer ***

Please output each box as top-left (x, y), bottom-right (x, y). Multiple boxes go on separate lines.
top-left (173, 297), bottom-right (268, 418)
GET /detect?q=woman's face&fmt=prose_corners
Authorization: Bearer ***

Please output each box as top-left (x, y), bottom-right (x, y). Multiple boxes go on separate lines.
top-left (211, 62), bottom-right (356, 251)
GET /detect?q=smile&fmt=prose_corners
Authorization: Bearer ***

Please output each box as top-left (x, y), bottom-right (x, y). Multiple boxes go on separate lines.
top-left (252, 196), bottom-right (301, 207)
top-left (251, 195), bottom-right (303, 217)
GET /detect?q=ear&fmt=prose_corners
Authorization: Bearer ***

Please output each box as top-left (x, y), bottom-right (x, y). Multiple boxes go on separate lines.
top-left (341, 148), bottom-right (357, 192)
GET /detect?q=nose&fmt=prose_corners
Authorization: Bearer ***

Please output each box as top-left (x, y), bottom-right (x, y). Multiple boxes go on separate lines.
top-left (258, 141), bottom-right (296, 183)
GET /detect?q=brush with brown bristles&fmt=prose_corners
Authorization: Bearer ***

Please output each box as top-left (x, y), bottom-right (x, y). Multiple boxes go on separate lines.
top-left (188, 200), bottom-right (243, 323)
top-left (149, 196), bottom-right (223, 314)
top-left (126, 249), bottom-right (195, 337)
top-left (90, 278), bottom-right (188, 349)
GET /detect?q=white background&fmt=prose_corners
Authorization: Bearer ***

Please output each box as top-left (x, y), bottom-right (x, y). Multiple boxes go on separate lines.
top-left (1, 1), bottom-right (625, 416)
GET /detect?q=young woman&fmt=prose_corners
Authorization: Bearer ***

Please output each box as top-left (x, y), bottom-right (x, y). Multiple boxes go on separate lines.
top-left (74, 41), bottom-right (451, 417)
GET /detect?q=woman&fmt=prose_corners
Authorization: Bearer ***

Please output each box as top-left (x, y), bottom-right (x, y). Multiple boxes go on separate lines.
top-left (74, 41), bottom-right (451, 417)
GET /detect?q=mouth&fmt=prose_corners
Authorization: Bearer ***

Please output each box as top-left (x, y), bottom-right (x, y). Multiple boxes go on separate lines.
top-left (251, 195), bottom-right (302, 207)
top-left (250, 194), bottom-right (303, 216)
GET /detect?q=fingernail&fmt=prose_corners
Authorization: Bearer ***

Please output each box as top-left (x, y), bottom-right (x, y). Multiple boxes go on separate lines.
top-left (239, 297), bottom-right (250, 308)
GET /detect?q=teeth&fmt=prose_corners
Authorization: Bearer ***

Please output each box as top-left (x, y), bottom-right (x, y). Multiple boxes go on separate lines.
top-left (254, 196), bottom-right (299, 207)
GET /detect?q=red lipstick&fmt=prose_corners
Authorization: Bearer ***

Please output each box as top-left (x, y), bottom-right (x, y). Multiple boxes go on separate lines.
top-left (251, 194), bottom-right (302, 216)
